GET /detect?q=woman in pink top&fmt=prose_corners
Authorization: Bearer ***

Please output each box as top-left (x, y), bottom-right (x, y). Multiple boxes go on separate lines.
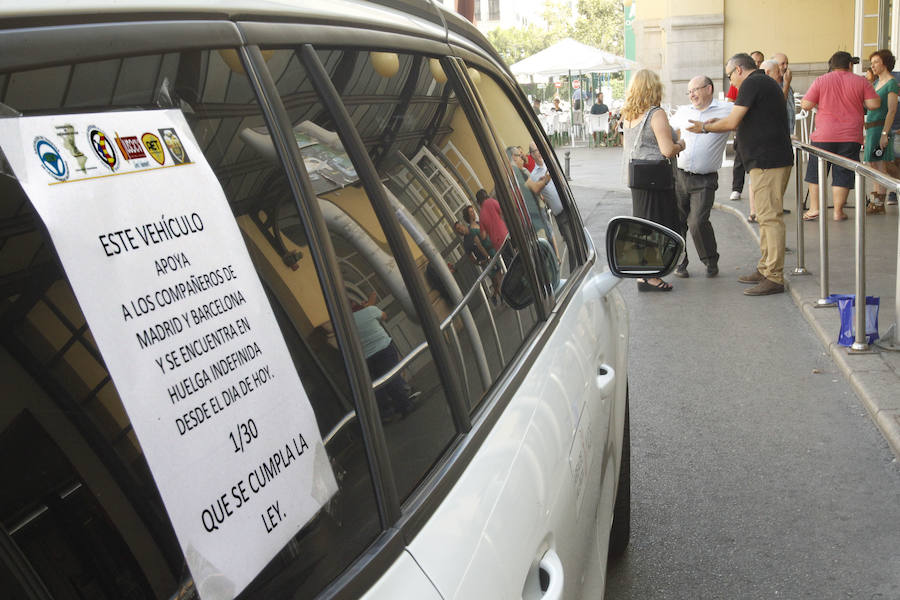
top-left (800, 51), bottom-right (880, 221)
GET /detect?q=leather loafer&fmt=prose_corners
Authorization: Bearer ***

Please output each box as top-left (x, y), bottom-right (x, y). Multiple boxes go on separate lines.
top-left (674, 264), bottom-right (689, 278)
top-left (706, 263), bottom-right (719, 277)
top-left (738, 269), bottom-right (764, 284)
top-left (743, 278), bottom-right (784, 296)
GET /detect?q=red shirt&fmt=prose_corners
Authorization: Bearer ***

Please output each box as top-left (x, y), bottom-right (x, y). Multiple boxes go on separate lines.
top-left (803, 70), bottom-right (879, 143)
top-left (524, 154), bottom-right (536, 172)
top-left (478, 196), bottom-right (509, 250)
top-left (726, 84), bottom-right (738, 101)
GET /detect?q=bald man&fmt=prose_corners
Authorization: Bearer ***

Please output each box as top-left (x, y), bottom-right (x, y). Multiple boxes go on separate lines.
top-left (772, 53), bottom-right (793, 100)
top-left (669, 75), bottom-right (733, 277)
top-left (687, 53), bottom-right (793, 296)
top-left (763, 59), bottom-right (795, 136)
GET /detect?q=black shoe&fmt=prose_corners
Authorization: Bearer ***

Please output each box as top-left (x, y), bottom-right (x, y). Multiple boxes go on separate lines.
top-left (399, 391), bottom-right (423, 418)
top-left (380, 409), bottom-right (402, 424)
top-left (674, 264), bottom-right (689, 278)
top-left (706, 263), bottom-right (719, 277)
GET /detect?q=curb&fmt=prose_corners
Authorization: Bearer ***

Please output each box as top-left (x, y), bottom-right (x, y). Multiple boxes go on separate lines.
top-left (714, 201), bottom-right (900, 461)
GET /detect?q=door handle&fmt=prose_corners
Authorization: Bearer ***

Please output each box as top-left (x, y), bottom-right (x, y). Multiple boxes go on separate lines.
top-left (595, 364), bottom-right (615, 396)
top-left (538, 547), bottom-right (564, 600)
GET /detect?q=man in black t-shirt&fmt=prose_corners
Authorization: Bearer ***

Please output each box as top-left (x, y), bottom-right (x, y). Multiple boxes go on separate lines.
top-left (687, 52), bottom-right (793, 296)
top-left (590, 92), bottom-right (609, 115)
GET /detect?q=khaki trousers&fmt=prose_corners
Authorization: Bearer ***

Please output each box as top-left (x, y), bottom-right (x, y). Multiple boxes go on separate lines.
top-left (749, 166), bottom-right (791, 284)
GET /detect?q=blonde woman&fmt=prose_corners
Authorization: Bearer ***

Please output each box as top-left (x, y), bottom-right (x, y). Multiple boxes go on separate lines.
top-left (622, 69), bottom-right (685, 291)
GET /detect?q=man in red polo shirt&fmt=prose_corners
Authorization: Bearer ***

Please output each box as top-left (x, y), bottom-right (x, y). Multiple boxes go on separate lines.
top-left (475, 188), bottom-right (509, 252)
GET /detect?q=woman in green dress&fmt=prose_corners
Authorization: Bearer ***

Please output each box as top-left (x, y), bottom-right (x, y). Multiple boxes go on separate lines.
top-left (864, 49), bottom-right (898, 214)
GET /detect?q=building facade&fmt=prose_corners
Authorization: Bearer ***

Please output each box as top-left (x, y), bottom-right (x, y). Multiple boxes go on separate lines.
top-left (628, 0), bottom-right (895, 105)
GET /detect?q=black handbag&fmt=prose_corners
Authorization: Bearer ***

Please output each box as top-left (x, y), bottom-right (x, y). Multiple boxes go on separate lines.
top-left (627, 107), bottom-right (674, 190)
top-left (628, 158), bottom-right (673, 190)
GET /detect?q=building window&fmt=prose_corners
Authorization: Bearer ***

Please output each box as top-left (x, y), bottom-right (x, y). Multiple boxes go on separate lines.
top-left (488, 0), bottom-right (499, 20)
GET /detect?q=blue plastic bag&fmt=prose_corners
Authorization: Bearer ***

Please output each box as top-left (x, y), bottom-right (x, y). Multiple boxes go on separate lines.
top-left (826, 294), bottom-right (880, 346)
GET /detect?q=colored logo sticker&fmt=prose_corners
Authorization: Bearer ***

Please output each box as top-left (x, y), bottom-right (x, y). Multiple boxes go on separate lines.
top-left (34, 136), bottom-right (68, 181)
top-left (159, 128), bottom-right (190, 165)
top-left (115, 132), bottom-right (147, 160)
top-left (141, 133), bottom-right (166, 165)
top-left (55, 124), bottom-right (90, 175)
top-left (87, 126), bottom-right (118, 172)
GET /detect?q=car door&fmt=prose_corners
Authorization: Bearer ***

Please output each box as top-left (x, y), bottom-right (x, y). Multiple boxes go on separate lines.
top-left (401, 61), bottom-right (626, 599)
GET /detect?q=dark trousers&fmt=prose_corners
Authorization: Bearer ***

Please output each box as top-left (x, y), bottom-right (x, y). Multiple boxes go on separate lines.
top-left (732, 142), bottom-right (745, 193)
top-left (366, 343), bottom-right (412, 414)
top-left (675, 169), bottom-right (719, 267)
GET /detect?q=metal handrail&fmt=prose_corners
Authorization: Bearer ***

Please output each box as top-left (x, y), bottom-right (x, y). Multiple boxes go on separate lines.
top-left (790, 138), bottom-right (900, 352)
top-left (371, 238), bottom-right (512, 390)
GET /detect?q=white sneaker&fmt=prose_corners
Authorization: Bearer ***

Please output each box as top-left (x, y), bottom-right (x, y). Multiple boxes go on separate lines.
top-left (729, 191), bottom-right (741, 201)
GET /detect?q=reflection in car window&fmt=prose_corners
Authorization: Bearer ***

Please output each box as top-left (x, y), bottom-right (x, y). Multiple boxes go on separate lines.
top-left (469, 68), bottom-right (579, 282)
top-left (0, 49), bottom-right (379, 599)
top-left (271, 48), bottom-right (541, 418)
top-left (262, 48), bottom-right (459, 501)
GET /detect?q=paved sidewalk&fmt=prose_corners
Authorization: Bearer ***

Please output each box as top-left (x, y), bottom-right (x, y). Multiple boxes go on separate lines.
top-left (562, 143), bottom-right (900, 459)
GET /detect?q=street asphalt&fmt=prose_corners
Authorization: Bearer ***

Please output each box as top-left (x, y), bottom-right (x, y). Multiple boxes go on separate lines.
top-left (560, 144), bottom-right (900, 598)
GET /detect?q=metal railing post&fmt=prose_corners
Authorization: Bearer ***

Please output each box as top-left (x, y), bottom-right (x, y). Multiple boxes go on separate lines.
top-left (876, 183), bottom-right (900, 351)
top-left (793, 146), bottom-right (809, 275)
top-left (791, 138), bottom-right (900, 350)
top-left (850, 172), bottom-right (871, 352)
top-left (815, 158), bottom-right (832, 306)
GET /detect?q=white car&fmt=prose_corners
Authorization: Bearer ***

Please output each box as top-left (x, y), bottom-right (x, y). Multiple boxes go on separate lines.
top-left (0, 2), bottom-right (682, 599)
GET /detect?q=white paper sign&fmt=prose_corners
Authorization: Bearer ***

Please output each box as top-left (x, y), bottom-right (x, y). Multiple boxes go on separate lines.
top-left (0, 110), bottom-right (337, 599)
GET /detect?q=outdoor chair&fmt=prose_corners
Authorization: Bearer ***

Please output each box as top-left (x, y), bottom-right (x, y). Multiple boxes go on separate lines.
top-left (558, 111), bottom-right (570, 145)
top-left (587, 112), bottom-right (610, 147)
top-left (547, 112), bottom-right (560, 146)
top-left (572, 110), bottom-right (584, 143)
top-left (537, 113), bottom-right (550, 136)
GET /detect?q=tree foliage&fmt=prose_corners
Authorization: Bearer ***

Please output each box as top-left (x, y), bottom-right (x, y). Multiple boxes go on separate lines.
top-left (486, 0), bottom-right (624, 64)
top-left (486, 25), bottom-right (553, 65)
top-left (572, 0), bottom-right (624, 55)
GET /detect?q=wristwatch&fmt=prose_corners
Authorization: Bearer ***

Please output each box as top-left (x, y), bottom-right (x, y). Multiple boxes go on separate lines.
top-left (700, 122), bottom-right (708, 133)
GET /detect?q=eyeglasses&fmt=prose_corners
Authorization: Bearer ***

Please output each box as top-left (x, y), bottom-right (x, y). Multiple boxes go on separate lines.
top-left (687, 83), bottom-right (711, 95)
top-left (726, 68), bottom-right (737, 79)
top-left (529, 148), bottom-right (539, 154)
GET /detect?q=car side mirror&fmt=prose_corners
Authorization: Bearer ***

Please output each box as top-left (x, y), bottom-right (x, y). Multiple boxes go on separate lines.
top-left (605, 216), bottom-right (683, 278)
top-left (500, 238), bottom-right (559, 310)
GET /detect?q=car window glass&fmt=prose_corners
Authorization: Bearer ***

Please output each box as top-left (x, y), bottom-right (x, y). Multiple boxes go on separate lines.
top-left (261, 48), bottom-right (461, 501)
top-left (0, 48), bottom-right (379, 600)
top-left (468, 67), bottom-right (578, 284)
top-left (265, 48), bottom-right (539, 417)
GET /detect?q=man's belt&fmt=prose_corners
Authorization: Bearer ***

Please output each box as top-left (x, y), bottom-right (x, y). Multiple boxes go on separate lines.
top-left (865, 120), bottom-right (885, 130)
top-left (677, 167), bottom-right (714, 176)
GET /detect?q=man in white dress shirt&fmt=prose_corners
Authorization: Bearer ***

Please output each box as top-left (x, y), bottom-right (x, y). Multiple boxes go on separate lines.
top-left (669, 76), bottom-right (733, 277)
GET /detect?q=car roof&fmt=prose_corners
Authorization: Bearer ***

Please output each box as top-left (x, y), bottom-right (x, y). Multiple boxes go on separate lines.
top-left (0, 0), bottom-right (445, 31)
top-left (0, 0), bottom-right (508, 95)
